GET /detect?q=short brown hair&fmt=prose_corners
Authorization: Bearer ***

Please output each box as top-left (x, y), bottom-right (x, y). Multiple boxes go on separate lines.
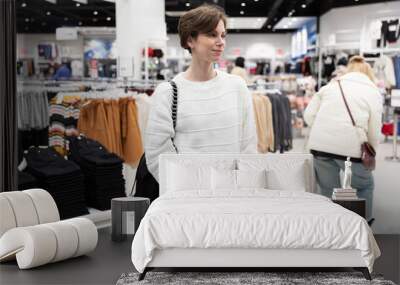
top-left (178, 4), bottom-right (227, 53)
top-left (347, 56), bottom-right (376, 83)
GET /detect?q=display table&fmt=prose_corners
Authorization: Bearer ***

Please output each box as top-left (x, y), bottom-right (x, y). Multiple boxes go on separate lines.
top-left (111, 197), bottom-right (150, 242)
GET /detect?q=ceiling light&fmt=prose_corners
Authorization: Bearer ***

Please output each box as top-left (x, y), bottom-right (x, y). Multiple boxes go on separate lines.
top-left (93, 11), bottom-right (98, 15)
top-left (267, 25), bottom-right (272, 29)
top-left (46, 11), bottom-right (51, 16)
top-left (25, 18), bottom-right (29, 22)
top-left (227, 17), bottom-right (266, 29)
top-left (241, 2), bottom-right (246, 6)
top-left (355, 0), bottom-right (359, 1)
top-left (44, 0), bottom-right (57, 4)
top-left (185, 2), bottom-right (190, 7)
top-left (240, 10), bottom-right (244, 15)
top-left (21, 3), bottom-right (27, 7)
top-left (301, 4), bottom-right (306, 8)
top-left (76, 3), bottom-right (80, 7)
top-left (106, 17), bottom-right (111, 21)
top-left (254, 0), bottom-right (259, 2)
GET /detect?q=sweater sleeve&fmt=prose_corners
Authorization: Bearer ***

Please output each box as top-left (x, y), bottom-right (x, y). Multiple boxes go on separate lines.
top-left (238, 79), bottom-right (257, 153)
top-left (367, 92), bottom-right (383, 151)
top-left (304, 85), bottom-right (326, 126)
top-left (144, 82), bottom-right (177, 182)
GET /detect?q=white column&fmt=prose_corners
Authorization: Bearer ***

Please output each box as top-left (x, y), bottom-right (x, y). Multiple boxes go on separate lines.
top-left (116, 0), bottom-right (167, 80)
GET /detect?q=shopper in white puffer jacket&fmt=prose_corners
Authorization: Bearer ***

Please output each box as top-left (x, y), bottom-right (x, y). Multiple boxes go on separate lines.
top-left (304, 56), bottom-right (383, 224)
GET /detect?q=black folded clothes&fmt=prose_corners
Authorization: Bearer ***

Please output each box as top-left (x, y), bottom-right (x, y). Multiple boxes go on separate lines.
top-left (24, 147), bottom-right (88, 218)
top-left (67, 136), bottom-right (126, 210)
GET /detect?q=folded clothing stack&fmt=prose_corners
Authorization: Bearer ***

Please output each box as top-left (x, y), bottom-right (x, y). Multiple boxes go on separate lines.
top-left (24, 147), bottom-right (88, 219)
top-left (68, 136), bottom-right (126, 210)
top-left (332, 188), bottom-right (358, 200)
top-left (18, 171), bottom-right (37, 190)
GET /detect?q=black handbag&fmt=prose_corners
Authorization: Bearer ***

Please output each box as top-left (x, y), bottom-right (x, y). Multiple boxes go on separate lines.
top-left (132, 81), bottom-right (178, 202)
top-left (338, 80), bottom-right (376, 170)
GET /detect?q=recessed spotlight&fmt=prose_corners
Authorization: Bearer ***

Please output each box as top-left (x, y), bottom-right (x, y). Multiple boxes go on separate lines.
top-left (240, 10), bottom-right (244, 15)
top-left (106, 17), bottom-right (111, 21)
top-left (185, 2), bottom-right (190, 7)
top-left (254, 0), bottom-right (259, 2)
top-left (267, 25), bottom-right (272, 29)
top-left (46, 11), bottom-right (51, 16)
top-left (241, 2), bottom-right (246, 6)
top-left (93, 11), bottom-right (98, 15)
top-left (78, 21), bottom-right (83, 26)
top-left (76, 3), bottom-right (80, 7)
top-left (25, 18), bottom-right (29, 22)
top-left (355, 0), bottom-right (359, 2)
top-left (64, 17), bottom-right (68, 21)
top-left (21, 2), bottom-right (27, 7)
top-left (301, 4), bottom-right (306, 8)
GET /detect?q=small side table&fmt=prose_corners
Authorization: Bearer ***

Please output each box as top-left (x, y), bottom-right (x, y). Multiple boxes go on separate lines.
top-left (111, 197), bottom-right (150, 242)
top-left (332, 198), bottom-right (366, 219)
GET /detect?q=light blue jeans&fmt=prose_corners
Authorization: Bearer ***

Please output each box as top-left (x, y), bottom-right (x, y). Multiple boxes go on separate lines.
top-left (313, 156), bottom-right (374, 221)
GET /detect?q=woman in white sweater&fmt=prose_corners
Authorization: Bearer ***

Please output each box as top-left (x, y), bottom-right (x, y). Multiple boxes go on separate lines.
top-left (144, 4), bottom-right (257, 182)
top-left (304, 56), bottom-right (383, 223)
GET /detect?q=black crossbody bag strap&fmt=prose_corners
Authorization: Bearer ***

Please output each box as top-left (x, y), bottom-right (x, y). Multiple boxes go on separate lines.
top-left (170, 80), bottom-right (178, 153)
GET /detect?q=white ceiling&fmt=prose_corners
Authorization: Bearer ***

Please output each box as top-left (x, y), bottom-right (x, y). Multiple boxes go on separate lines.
top-left (274, 16), bottom-right (316, 30)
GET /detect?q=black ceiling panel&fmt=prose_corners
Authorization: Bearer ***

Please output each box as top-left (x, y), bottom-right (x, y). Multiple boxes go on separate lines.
top-left (16, 0), bottom-right (396, 34)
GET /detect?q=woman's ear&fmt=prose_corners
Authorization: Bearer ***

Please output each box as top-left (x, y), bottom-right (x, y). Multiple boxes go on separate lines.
top-left (187, 36), bottom-right (195, 50)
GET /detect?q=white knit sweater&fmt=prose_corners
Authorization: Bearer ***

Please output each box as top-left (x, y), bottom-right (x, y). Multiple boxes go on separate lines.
top-left (145, 70), bottom-right (257, 181)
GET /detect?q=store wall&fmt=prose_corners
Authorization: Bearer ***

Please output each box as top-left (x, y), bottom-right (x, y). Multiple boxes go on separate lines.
top-left (17, 33), bottom-right (84, 62)
top-left (319, 1), bottom-right (400, 48)
top-left (166, 33), bottom-right (292, 60)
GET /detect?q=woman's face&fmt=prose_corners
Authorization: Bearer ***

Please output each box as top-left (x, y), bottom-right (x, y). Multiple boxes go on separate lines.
top-left (188, 19), bottom-right (226, 63)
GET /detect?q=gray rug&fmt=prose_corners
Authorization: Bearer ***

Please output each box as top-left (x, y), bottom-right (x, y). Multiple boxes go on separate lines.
top-left (116, 271), bottom-right (396, 285)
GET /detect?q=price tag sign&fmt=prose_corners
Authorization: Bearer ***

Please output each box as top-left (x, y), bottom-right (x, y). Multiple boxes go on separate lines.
top-left (391, 89), bottom-right (400, 107)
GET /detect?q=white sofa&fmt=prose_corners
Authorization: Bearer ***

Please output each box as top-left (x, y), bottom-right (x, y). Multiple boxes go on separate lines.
top-left (0, 189), bottom-right (98, 269)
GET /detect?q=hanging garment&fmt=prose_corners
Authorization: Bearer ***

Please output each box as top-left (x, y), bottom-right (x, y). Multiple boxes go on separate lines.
top-left (252, 93), bottom-right (274, 153)
top-left (49, 94), bottom-right (81, 156)
top-left (120, 98), bottom-right (144, 167)
top-left (374, 55), bottom-right (396, 88)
